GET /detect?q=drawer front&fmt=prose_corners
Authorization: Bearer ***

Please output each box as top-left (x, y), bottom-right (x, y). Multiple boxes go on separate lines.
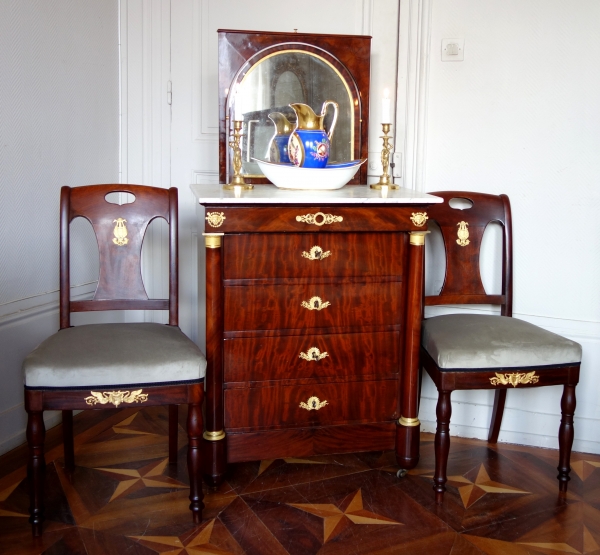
top-left (224, 233), bottom-right (404, 280)
top-left (224, 282), bottom-right (402, 332)
top-left (204, 205), bottom-right (431, 233)
top-left (224, 379), bottom-right (398, 430)
top-left (224, 331), bottom-right (400, 383)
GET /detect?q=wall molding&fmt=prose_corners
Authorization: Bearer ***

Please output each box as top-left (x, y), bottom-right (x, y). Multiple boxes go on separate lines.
top-left (0, 282), bottom-right (97, 327)
top-left (359, 0), bottom-right (374, 35)
top-left (397, 0), bottom-right (432, 192)
top-left (196, 0), bottom-right (219, 139)
top-left (424, 304), bottom-right (600, 342)
top-left (193, 170), bottom-right (219, 185)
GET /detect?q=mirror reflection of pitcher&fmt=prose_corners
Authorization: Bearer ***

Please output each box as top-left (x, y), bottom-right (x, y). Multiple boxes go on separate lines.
top-left (288, 101), bottom-right (338, 168)
top-left (267, 112), bottom-right (293, 164)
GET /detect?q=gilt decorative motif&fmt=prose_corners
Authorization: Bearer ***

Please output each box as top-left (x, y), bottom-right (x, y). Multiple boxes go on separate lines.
top-left (299, 347), bottom-right (329, 362)
top-left (299, 396), bottom-right (329, 411)
top-left (112, 218), bottom-right (128, 246)
top-left (410, 212), bottom-right (428, 227)
top-left (457, 221), bottom-right (470, 247)
top-left (302, 246), bottom-right (331, 261)
top-left (301, 296), bottom-right (330, 311)
top-left (205, 212), bottom-right (226, 228)
top-left (84, 389), bottom-right (149, 407)
top-left (296, 212), bottom-right (343, 226)
top-left (489, 372), bottom-right (540, 387)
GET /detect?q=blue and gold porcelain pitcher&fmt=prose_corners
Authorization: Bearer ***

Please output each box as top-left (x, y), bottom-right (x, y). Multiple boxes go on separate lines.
top-left (288, 101), bottom-right (338, 168)
top-left (267, 112), bottom-right (293, 164)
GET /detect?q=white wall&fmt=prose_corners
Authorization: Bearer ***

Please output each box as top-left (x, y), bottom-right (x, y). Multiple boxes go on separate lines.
top-left (0, 0), bottom-right (119, 454)
top-left (2, 0), bottom-right (597, 458)
top-left (167, 0), bottom-right (399, 352)
top-left (417, 0), bottom-right (600, 453)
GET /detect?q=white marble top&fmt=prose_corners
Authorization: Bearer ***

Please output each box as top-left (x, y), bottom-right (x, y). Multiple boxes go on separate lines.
top-left (190, 184), bottom-right (443, 205)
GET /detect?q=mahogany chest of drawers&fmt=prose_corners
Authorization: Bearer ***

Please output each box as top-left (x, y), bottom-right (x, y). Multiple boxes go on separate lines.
top-left (193, 184), bottom-right (440, 487)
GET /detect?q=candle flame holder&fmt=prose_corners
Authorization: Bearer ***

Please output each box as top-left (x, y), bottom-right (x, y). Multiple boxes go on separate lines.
top-left (370, 123), bottom-right (398, 190)
top-left (224, 120), bottom-right (253, 190)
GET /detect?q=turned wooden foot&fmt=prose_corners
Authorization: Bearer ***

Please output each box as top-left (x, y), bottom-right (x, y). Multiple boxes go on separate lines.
top-left (434, 390), bottom-right (452, 504)
top-left (557, 384), bottom-right (576, 492)
top-left (27, 410), bottom-right (46, 536)
top-left (187, 401), bottom-right (204, 522)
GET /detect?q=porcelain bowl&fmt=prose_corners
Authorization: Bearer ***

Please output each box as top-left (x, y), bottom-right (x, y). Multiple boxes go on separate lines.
top-left (253, 158), bottom-right (366, 190)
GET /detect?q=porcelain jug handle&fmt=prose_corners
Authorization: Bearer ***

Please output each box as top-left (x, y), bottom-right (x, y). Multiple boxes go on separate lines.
top-left (321, 101), bottom-right (339, 143)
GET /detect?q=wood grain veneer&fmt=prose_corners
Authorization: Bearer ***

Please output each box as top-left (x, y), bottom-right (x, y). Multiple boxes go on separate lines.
top-left (223, 331), bottom-right (400, 383)
top-left (224, 379), bottom-right (398, 430)
top-left (225, 422), bottom-right (397, 463)
top-left (224, 282), bottom-right (402, 332)
top-left (224, 232), bottom-right (404, 280)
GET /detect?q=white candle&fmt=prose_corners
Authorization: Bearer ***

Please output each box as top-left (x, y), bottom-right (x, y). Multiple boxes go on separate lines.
top-left (382, 88), bottom-right (391, 123)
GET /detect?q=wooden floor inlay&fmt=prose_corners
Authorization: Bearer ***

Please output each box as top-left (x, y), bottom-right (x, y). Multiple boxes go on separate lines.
top-left (1, 406), bottom-right (600, 554)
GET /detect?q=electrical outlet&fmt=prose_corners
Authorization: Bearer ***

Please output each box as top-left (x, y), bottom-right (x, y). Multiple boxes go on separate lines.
top-left (441, 38), bottom-right (464, 62)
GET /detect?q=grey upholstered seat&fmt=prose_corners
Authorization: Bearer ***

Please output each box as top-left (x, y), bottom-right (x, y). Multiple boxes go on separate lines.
top-left (422, 314), bottom-right (581, 370)
top-left (24, 322), bottom-right (206, 388)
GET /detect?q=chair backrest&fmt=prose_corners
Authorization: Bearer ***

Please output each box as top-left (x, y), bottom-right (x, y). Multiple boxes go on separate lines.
top-left (60, 184), bottom-right (178, 329)
top-left (424, 191), bottom-right (513, 316)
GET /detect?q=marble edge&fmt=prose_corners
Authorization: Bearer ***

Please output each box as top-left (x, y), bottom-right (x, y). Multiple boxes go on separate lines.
top-left (189, 184), bottom-right (444, 204)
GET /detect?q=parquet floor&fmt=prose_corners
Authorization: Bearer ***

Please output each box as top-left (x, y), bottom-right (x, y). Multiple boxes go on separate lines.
top-left (1, 406), bottom-right (600, 554)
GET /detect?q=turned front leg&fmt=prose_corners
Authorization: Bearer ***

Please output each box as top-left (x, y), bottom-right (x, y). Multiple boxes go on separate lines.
top-left (187, 399), bottom-right (204, 523)
top-left (27, 410), bottom-right (46, 536)
top-left (434, 390), bottom-right (452, 504)
top-left (397, 231), bottom-right (427, 469)
top-left (558, 383), bottom-right (576, 492)
top-left (203, 232), bottom-right (226, 487)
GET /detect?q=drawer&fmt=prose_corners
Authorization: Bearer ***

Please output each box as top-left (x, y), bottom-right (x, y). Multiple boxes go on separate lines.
top-left (224, 379), bottom-right (398, 430)
top-left (224, 282), bottom-right (402, 332)
top-left (223, 233), bottom-right (404, 280)
top-left (224, 331), bottom-right (400, 383)
top-left (204, 205), bottom-right (430, 233)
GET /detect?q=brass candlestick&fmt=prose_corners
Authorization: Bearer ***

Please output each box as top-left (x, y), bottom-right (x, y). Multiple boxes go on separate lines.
top-left (224, 120), bottom-right (253, 190)
top-left (370, 123), bottom-right (398, 190)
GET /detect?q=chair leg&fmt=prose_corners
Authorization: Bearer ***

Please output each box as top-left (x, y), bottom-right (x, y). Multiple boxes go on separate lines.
top-left (434, 390), bottom-right (452, 504)
top-left (62, 410), bottom-right (74, 472)
top-left (558, 384), bottom-right (576, 492)
top-left (27, 410), bottom-right (46, 537)
top-left (169, 404), bottom-right (178, 465)
top-left (187, 398), bottom-right (205, 523)
top-left (488, 389), bottom-right (506, 444)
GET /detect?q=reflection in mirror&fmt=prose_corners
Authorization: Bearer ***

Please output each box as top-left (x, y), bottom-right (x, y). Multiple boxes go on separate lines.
top-left (231, 50), bottom-right (354, 178)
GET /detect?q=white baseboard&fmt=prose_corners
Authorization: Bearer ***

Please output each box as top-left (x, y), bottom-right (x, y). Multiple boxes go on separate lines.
top-left (0, 402), bottom-right (62, 456)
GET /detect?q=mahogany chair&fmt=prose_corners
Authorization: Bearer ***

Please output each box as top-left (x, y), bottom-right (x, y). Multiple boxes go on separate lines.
top-left (421, 191), bottom-right (581, 504)
top-left (22, 184), bottom-right (206, 536)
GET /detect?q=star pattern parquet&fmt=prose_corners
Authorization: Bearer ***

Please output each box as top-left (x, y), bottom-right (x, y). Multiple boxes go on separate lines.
top-left (1, 406), bottom-right (600, 554)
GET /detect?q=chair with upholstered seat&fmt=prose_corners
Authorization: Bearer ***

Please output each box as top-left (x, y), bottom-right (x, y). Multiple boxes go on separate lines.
top-left (23, 184), bottom-right (206, 536)
top-left (421, 191), bottom-right (581, 504)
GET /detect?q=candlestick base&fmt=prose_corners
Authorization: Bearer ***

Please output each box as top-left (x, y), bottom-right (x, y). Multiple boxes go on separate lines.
top-left (369, 123), bottom-right (397, 189)
top-left (225, 119), bottom-right (254, 190)
top-left (223, 177), bottom-right (253, 190)
top-left (370, 179), bottom-right (399, 190)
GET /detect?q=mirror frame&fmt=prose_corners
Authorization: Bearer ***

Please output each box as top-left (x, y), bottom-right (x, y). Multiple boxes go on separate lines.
top-left (218, 29), bottom-right (371, 185)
